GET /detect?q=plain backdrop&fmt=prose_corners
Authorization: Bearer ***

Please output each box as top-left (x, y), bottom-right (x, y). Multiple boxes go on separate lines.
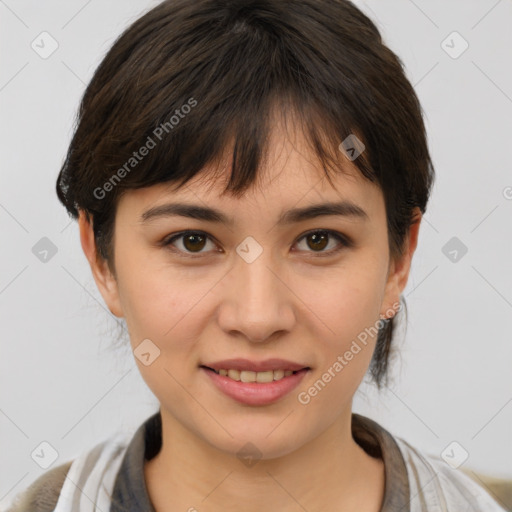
top-left (1, 0), bottom-right (511, 509)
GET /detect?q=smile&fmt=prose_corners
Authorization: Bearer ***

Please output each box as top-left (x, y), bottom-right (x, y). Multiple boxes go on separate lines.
top-left (200, 366), bottom-right (310, 406)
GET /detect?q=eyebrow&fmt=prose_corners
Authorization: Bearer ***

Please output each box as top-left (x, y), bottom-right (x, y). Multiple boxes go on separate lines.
top-left (140, 200), bottom-right (369, 226)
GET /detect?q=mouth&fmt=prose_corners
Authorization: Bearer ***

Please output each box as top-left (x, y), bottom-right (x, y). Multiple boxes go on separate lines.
top-left (199, 364), bottom-right (311, 406)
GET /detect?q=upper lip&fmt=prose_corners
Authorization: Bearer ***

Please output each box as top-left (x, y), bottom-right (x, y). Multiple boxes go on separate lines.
top-left (201, 358), bottom-right (310, 372)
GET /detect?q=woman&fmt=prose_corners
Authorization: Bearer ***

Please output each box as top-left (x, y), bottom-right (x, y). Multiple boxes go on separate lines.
top-left (8, 0), bottom-right (507, 510)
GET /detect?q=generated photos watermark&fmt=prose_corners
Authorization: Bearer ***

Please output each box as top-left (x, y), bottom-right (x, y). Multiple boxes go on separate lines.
top-left (93, 97), bottom-right (198, 200)
top-left (297, 301), bottom-right (402, 405)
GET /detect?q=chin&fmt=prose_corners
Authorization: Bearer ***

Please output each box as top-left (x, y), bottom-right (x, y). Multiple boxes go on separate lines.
top-left (200, 420), bottom-right (309, 462)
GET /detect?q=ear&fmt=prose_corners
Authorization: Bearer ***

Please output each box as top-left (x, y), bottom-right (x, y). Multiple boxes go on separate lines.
top-left (380, 208), bottom-right (422, 320)
top-left (78, 210), bottom-right (124, 318)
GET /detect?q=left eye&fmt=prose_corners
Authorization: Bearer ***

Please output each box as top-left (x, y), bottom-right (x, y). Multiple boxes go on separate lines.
top-left (293, 230), bottom-right (350, 255)
top-left (162, 229), bottom-right (350, 257)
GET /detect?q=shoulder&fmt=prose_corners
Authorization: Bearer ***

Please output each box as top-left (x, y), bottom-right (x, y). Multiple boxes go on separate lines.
top-left (6, 426), bottom-right (140, 512)
top-left (393, 436), bottom-right (508, 511)
top-left (459, 469), bottom-right (512, 511)
top-left (6, 461), bottom-right (73, 512)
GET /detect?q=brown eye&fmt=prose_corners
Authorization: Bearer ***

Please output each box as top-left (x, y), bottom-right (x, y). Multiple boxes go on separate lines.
top-left (294, 230), bottom-right (350, 256)
top-left (305, 232), bottom-right (329, 251)
top-left (182, 233), bottom-right (207, 252)
top-left (163, 231), bottom-right (217, 256)
top-left (162, 229), bottom-right (351, 259)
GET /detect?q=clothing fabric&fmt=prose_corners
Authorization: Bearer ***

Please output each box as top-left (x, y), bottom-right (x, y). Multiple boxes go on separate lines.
top-left (6, 410), bottom-right (507, 512)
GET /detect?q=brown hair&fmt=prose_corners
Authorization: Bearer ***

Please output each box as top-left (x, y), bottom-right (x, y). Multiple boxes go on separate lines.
top-left (56, 0), bottom-right (435, 389)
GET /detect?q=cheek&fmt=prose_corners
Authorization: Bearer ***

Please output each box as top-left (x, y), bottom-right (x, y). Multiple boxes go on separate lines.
top-left (115, 251), bottom-right (218, 347)
top-left (317, 264), bottom-right (386, 341)
top-left (295, 274), bottom-right (384, 421)
top-left (114, 257), bottom-right (212, 399)
top-left (303, 261), bottom-right (387, 395)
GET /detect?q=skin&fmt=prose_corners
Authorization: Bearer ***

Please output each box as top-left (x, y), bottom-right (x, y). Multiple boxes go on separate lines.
top-left (79, 114), bottom-right (421, 511)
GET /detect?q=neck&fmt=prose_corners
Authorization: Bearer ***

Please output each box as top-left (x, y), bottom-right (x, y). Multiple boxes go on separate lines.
top-left (144, 407), bottom-right (385, 512)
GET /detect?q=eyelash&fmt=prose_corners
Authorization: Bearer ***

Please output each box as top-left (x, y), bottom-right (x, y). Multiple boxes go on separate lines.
top-left (160, 229), bottom-right (352, 258)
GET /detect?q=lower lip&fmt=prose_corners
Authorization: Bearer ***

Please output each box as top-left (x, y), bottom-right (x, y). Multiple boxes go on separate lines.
top-left (201, 367), bottom-right (309, 406)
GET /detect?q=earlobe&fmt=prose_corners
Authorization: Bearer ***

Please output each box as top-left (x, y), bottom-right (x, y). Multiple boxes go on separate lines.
top-left (77, 210), bottom-right (124, 318)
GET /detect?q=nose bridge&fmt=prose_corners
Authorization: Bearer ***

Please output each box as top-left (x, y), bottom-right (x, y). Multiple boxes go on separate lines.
top-left (241, 250), bottom-right (281, 306)
top-left (218, 241), bottom-right (295, 342)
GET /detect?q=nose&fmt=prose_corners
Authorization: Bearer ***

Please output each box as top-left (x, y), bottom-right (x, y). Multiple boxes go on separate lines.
top-left (216, 249), bottom-right (296, 343)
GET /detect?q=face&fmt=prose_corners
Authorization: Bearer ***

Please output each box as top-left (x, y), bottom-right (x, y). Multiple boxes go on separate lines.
top-left (80, 119), bottom-right (419, 460)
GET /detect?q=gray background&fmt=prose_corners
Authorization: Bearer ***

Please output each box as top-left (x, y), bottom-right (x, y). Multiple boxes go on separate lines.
top-left (1, 0), bottom-right (511, 509)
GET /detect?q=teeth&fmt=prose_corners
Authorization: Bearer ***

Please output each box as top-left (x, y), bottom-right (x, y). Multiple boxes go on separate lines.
top-left (213, 368), bottom-right (300, 382)
top-left (227, 369), bottom-right (240, 380)
top-left (274, 369), bottom-right (284, 380)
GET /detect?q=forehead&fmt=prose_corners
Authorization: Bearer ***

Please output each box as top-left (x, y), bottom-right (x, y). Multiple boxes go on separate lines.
top-left (116, 116), bottom-right (384, 222)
